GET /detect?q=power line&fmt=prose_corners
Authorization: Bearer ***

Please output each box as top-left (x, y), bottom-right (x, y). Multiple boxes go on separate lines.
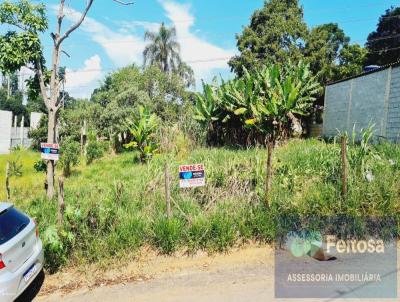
top-left (162, 2), bottom-right (400, 24)
top-left (55, 32), bottom-right (400, 49)
top-left (26, 6), bottom-right (400, 49)
top-left (16, 44), bottom-right (400, 78)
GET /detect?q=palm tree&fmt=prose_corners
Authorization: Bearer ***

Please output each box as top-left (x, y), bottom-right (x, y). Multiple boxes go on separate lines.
top-left (143, 23), bottom-right (181, 73)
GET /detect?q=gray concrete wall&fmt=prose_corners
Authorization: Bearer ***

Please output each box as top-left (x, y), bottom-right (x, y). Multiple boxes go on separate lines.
top-left (0, 110), bottom-right (12, 154)
top-left (386, 67), bottom-right (400, 142)
top-left (10, 127), bottom-right (31, 149)
top-left (323, 81), bottom-right (351, 137)
top-left (323, 66), bottom-right (400, 142)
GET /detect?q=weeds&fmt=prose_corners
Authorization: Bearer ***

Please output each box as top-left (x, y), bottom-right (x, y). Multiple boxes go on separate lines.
top-left (1, 137), bottom-right (399, 272)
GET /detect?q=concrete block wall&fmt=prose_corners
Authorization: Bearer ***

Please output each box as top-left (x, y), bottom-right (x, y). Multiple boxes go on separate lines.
top-left (0, 110), bottom-right (12, 154)
top-left (386, 67), bottom-right (400, 142)
top-left (323, 65), bottom-right (400, 142)
top-left (323, 81), bottom-right (351, 137)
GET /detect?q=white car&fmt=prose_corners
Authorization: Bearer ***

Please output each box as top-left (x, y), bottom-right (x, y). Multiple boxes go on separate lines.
top-left (0, 203), bottom-right (44, 302)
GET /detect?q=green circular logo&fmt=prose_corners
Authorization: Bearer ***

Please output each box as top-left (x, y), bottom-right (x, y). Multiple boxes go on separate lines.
top-left (286, 231), bottom-right (322, 257)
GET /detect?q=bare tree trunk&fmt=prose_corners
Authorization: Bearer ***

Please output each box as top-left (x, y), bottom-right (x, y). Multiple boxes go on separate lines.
top-left (80, 119), bottom-right (87, 156)
top-left (34, 0), bottom-right (132, 199)
top-left (164, 162), bottom-right (171, 219)
top-left (265, 140), bottom-right (274, 207)
top-left (46, 109), bottom-right (57, 199)
top-left (5, 162), bottom-right (10, 200)
top-left (57, 176), bottom-right (65, 226)
top-left (7, 75), bottom-right (10, 98)
top-left (341, 136), bottom-right (348, 198)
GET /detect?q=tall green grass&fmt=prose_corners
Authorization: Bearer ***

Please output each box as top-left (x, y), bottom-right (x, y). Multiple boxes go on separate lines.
top-left (1, 138), bottom-right (399, 272)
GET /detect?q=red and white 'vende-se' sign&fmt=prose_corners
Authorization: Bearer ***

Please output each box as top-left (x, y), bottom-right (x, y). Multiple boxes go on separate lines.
top-left (179, 164), bottom-right (205, 188)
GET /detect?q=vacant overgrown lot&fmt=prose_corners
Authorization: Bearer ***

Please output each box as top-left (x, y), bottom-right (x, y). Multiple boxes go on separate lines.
top-left (1, 138), bottom-right (400, 272)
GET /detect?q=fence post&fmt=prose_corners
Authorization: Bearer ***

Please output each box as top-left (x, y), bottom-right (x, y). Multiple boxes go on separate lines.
top-left (341, 135), bottom-right (348, 198)
top-left (265, 140), bottom-right (274, 207)
top-left (20, 116), bottom-right (24, 147)
top-left (5, 162), bottom-right (10, 200)
top-left (58, 176), bottom-right (65, 226)
top-left (164, 162), bottom-right (172, 219)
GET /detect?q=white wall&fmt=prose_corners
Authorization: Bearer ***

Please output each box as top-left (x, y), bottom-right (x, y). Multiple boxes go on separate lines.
top-left (0, 110), bottom-right (13, 154)
top-left (30, 112), bottom-right (43, 130)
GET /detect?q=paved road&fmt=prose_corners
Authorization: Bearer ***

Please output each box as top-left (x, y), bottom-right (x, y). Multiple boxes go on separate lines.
top-left (38, 264), bottom-right (273, 302)
top-left (36, 253), bottom-right (399, 302)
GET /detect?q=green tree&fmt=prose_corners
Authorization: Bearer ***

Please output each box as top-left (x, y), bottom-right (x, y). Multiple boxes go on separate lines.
top-left (0, 0), bottom-right (133, 199)
top-left (228, 0), bottom-right (308, 76)
top-left (143, 23), bottom-right (181, 73)
top-left (365, 6), bottom-right (400, 65)
top-left (141, 66), bottom-right (190, 121)
top-left (91, 66), bottom-right (151, 152)
top-left (59, 136), bottom-right (80, 177)
top-left (305, 23), bottom-right (350, 84)
top-left (335, 44), bottom-right (369, 80)
top-left (0, 89), bottom-right (28, 124)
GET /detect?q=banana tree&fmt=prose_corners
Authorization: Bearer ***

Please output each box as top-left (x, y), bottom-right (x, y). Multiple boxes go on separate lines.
top-left (223, 62), bottom-right (321, 206)
top-left (194, 80), bottom-right (223, 144)
top-left (256, 62), bottom-right (321, 205)
top-left (124, 106), bottom-right (159, 162)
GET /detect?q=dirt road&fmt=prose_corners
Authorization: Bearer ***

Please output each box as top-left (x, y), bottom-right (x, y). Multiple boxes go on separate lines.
top-left (34, 246), bottom-right (399, 302)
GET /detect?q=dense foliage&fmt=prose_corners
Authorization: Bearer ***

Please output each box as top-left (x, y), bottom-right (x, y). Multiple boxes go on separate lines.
top-left (194, 62), bottom-right (321, 146)
top-left (366, 7), bottom-right (400, 65)
top-left (229, 0), bottom-right (308, 76)
top-left (124, 106), bottom-right (159, 162)
top-left (229, 1), bottom-right (400, 88)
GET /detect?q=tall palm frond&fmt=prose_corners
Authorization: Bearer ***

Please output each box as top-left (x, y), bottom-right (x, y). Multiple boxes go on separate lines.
top-left (143, 23), bottom-right (181, 73)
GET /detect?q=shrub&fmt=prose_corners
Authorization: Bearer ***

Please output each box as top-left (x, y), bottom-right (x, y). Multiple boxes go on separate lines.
top-left (207, 211), bottom-right (237, 252)
top-left (34, 160), bottom-right (47, 173)
top-left (86, 140), bottom-right (106, 165)
top-left (42, 225), bottom-right (75, 273)
top-left (59, 137), bottom-right (80, 177)
top-left (28, 115), bottom-right (48, 151)
top-left (124, 106), bottom-right (159, 162)
top-left (9, 159), bottom-right (23, 177)
top-left (152, 217), bottom-right (183, 254)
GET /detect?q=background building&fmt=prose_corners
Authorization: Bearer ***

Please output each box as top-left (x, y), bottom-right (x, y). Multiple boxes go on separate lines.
top-left (0, 111), bottom-right (42, 154)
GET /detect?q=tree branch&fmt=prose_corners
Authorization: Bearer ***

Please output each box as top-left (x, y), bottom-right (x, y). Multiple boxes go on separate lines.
top-left (112, 0), bottom-right (134, 5)
top-left (56, 93), bottom-right (65, 110)
top-left (61, 50), bottom-right (71, 58)
top-left (36, 60), bottom-right (50, 109)
top-left (56, 0), bottom-right (94, 48)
